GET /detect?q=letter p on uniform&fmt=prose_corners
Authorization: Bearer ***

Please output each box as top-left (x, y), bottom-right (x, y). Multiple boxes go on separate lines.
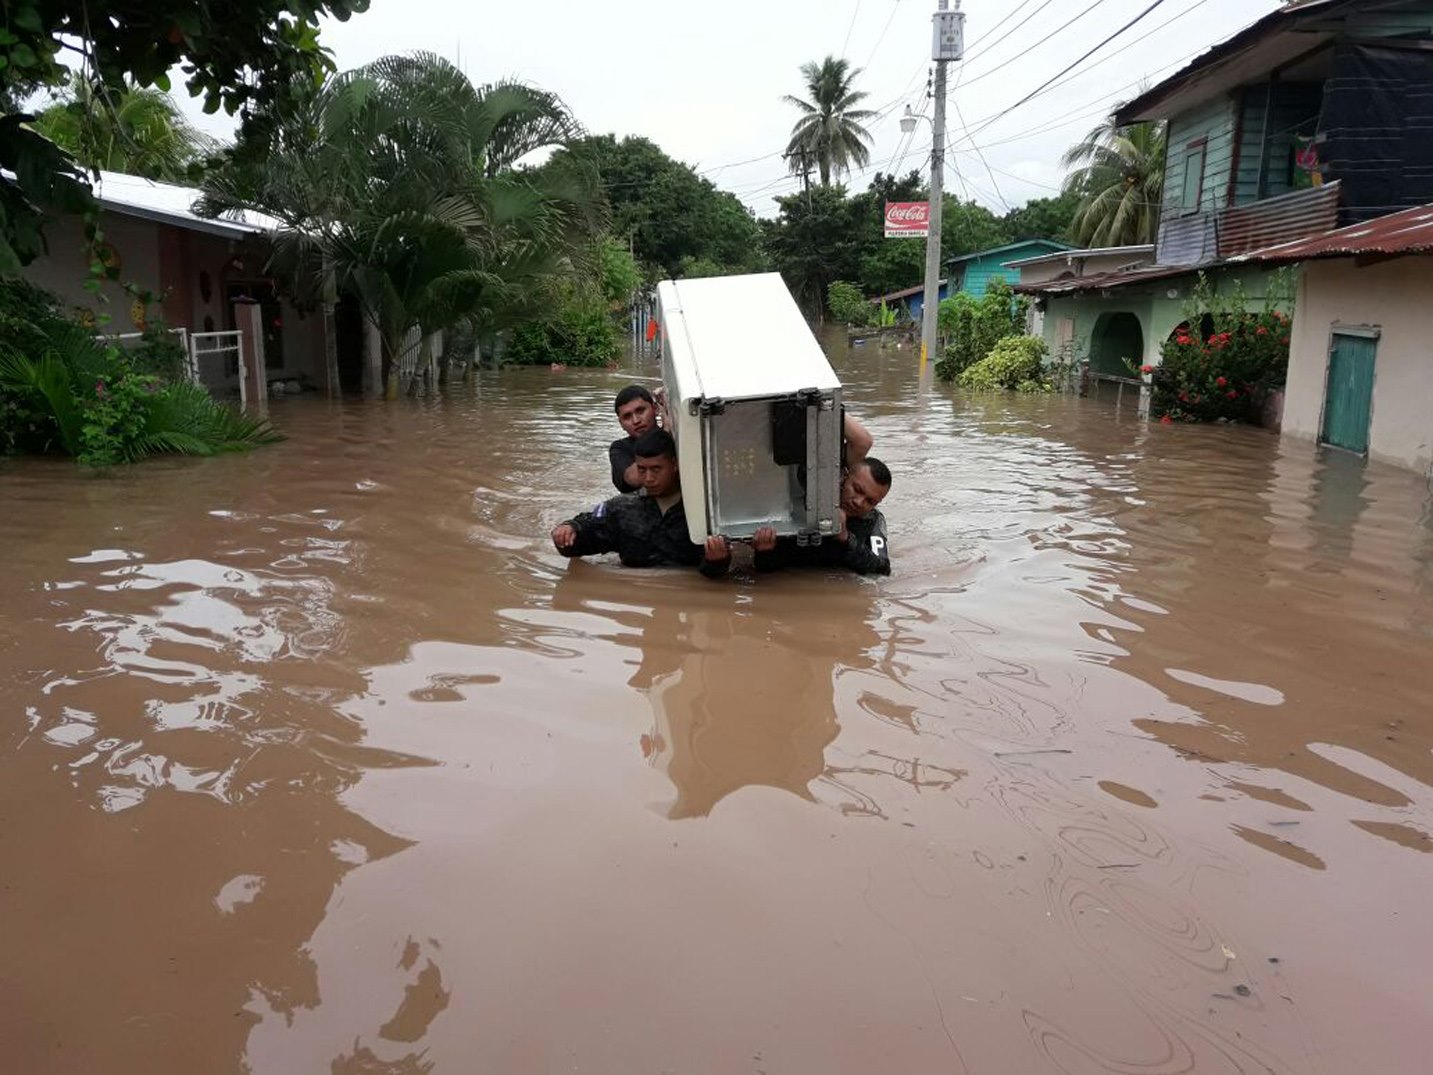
top-left (870, 535), bottom-right (886, 557)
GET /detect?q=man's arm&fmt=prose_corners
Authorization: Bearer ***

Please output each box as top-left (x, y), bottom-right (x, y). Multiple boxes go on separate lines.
top-left (699, 535), bottom-right (732, 579)
top-left (609, 442), bottom-right (637, 493)
top-left (838, 511), bottom-right (891, 576)
top-left (551, 500), bottom-right (618, 558)
top-left (843, 412), bottom-right (873, 469)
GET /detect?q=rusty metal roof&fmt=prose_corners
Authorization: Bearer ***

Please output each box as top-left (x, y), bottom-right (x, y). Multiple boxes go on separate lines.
top-left (1012, 263), bottom-right (1200, 297)
top-left (1231, 204), bottom-right (1433, 263)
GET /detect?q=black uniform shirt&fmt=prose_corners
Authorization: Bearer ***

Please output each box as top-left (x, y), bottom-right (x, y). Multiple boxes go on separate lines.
top-left (754, 509), bottom-right (890, 576)
top-left (560, 492), bottom-right (728, 578)
top-left (609, 437), bottom-right (638, 493)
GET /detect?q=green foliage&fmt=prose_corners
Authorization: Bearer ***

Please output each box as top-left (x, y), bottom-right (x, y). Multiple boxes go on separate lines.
top-left (597, 237), bottom-right (642, 305)
top-left (129, 323), bottom-right (190, 381)
top-left (0, 277), bottom-right (280, 463)
top-left (203, 53), bottom-right (603, 397)
top-left (1, 0), bottom-right (367, 271)
top-left (1152, 276), bottom-right (1292, 424)
top-left (505, 298), bottom-right (619, 368)
top-left (32, 74), bottom-right (218, 181)
top-left (1061, 118), bottom-right (1166, 247)
top-left (556, 134), bottom-right (763, 280)
top-left (826, 280), bottom-right (871, 326)
top-left (783, 56), bottom-right (874, 186)
top-left (676, 256), bottom-right (729, 279)
top-left (873, 301), bottom-right (897, 328)
top-left (935, 280), bottom-right (1029, 382)
top-left (1001, 191), bottom-right (1082, 243)
top-left (957, 335), bottom-right (1050, 393)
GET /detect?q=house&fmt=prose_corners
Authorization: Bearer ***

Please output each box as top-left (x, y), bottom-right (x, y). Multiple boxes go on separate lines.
top-left (1230, 206), bottom-right (1433, 474)
top-left (946, 239), bottom-right (1073, 299)
top-left (22, 170), bottom-right (362, 401)
top-left (873, 279), bottom-right (947, 324)
top-left (1004, 245), bottom-right (1155, 338)
top-left (872, 238), bottom-right (1075, 323)
top-left (1017, 0), bottom-right (1433, 381)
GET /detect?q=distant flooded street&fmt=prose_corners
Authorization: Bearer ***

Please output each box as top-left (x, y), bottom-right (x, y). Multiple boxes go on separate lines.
top-left (3, 334), bottom-right (1432, 1074)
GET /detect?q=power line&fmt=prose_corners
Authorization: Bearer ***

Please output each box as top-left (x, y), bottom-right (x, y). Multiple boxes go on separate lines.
top-left (951, 96), bottom-right (1008, 210)
top-left (861, 0), bottom-right (903, 69)
top-left (960, 0), bottom-right (1176, 144)
top-left (958, 0), bottom-right (1118, 90)
top-left (961, 0), bottom-right (1046, 53)
top-left (841, 0), bottom-right (864, 58)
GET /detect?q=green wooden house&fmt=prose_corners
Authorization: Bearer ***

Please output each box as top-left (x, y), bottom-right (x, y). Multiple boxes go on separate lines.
top-left (1018, 0), bottom-right (1433, 383)
top-left (945, 240), bottom-right (1073, 298)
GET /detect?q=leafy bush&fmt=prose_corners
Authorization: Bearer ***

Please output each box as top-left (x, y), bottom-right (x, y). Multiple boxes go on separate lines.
top-left (1152, 276), bottom-right (1292, 424)
top-left (0, 284), bottom-right (280, 465)
top-left (935, 280), bottom-right (1030, 381)
top-left (958, 335), bottom-right (1050, 392)
top-left (827, 280), bottom-right (872, 326)
top-left (505, 299), bottom-right (620, 367)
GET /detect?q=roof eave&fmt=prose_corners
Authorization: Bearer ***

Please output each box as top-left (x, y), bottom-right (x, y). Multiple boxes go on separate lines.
top-left (97, 199), bottom-right (266, 240)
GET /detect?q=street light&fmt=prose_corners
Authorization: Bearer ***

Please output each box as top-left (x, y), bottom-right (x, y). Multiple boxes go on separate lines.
top-left (900, 105), bottom-right (922, 135)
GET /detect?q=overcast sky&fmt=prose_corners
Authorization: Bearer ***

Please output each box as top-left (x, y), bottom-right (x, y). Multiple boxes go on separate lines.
top-left (183, 0), bottom-right (1282, 217)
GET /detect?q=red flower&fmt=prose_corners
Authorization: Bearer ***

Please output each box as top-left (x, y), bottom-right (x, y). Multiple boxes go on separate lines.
top-left (1215, 376), bottom-right (1227, 387)
top-left (1160, 415), bottom-right (1173, 424)
top-left (1226, 390), bottom-right (1238, 399)
top-left (1256, 326), bottom-right (1268, 336)
top-left (1140, 364), bottom-right (1155, 375)
top-left (1176, 335), bottom-right (1192, 346)
top-left (1178, 392), bottom-right (1189, 403)
top-left (1280, 336), bottom-right (1290, 345)
top-left (1208, 334), bottom-right (1218, 344)
top-left (94, 379), bottom-right (106, 399)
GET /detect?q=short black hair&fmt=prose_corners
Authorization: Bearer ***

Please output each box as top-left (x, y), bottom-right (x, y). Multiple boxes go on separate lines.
top-left (632, 428), bottom-right (677, 460)
top-left (614, 384), bottom-right (654, 412)
top-left (864, 456), bottom-right (891, 490)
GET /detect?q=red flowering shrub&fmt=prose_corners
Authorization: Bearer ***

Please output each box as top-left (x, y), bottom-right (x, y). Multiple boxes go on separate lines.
top-left (1152, 307), bottom-right (1290, 424)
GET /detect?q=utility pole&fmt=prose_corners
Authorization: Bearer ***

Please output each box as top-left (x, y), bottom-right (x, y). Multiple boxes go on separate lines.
top-left (919, 0), bottom-right (965, 372)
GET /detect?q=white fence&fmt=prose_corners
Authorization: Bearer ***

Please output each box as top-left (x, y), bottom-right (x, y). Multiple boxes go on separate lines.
top-left (97, 327), bottom-right (249, 403)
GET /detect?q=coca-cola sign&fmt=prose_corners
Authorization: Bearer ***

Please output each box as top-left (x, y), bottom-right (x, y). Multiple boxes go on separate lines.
top-left (885, 201), bottom-right (930, 239)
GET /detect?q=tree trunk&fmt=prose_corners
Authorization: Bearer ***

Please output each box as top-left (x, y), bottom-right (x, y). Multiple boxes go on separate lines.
top-left (321, 256), bottom-right (340, 398)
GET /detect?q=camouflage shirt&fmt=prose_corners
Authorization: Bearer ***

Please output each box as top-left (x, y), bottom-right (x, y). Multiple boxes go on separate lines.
top-left (561, 492), bottom-right (728, 577)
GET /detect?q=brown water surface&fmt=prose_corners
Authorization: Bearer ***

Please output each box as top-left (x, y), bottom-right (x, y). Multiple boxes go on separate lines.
top-left (3, 337), bottom-right (1432, 1073)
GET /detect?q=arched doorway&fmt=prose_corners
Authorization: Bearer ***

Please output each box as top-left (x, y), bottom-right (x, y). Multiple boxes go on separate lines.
top-left (1090, 311), bottom-right (1144, 377)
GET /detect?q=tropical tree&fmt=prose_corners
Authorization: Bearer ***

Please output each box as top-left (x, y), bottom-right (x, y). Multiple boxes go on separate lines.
top-left (783, 56), bottom-right (875, 186)
top-left (33, 75), bottom-right (217, 180)
top-left (201, 52), bottom-right (604, 397)
top-left (1060, 117), bottom-right (1166, 247)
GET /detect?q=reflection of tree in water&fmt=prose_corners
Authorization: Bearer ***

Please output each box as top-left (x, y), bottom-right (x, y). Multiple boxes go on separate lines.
top-left (551, 564), bottom-right (884, 819)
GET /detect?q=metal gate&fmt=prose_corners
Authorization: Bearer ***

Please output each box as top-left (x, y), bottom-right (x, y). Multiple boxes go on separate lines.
top-left (1321, 329), bottom-right (1378, 454)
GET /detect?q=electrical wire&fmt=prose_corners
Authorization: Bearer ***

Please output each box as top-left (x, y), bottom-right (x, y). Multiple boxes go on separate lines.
top-left (841, 0), bottom-right (864, 58)
top-left (958, 0), bottom-right (1119, 90)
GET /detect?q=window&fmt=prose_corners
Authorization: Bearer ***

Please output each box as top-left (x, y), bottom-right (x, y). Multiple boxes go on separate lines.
top-left (1181, 139), bottom-right (1208, 214)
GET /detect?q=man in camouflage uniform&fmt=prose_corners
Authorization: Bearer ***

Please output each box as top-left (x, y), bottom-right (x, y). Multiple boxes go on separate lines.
top-left (753, 457), bottom-right (892, 576)
top-left (552, 429), bottom-right (730, 578)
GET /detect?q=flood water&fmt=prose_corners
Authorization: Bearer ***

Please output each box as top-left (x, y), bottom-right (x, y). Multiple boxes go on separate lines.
top-left (3, 334), bottom-right (1432, 1074)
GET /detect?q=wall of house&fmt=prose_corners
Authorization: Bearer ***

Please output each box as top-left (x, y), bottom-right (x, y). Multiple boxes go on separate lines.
top-left (1283, 257), bottom-right (1433, 474)
top-left (1232, 81), bottom-right (1325, 206)
top-left (24, 213), bottom-right (161, 328)
top-left (1164, 94), bottom-right (1240, 215)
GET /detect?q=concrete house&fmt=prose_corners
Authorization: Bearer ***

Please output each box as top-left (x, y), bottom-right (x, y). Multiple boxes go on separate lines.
top-left (1018, 0), bottom-right (1433, 381)
top-left (23, 170), bottom-right (364, 402)
top-left (874, 239), bottom-right (1073, 323)
top-left (1233, 207), bottom-right (1433, 474)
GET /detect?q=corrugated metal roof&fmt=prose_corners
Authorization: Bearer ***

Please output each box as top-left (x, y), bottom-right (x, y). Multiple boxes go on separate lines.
top-left (1218, 182), bottom-right (1342, 258)
top-left (1002, 244), bottom-right (1154, 269)
top-left (1013, 263), bottom-right (1199, 296)
top-left (1231, 203), bottom-right (1433, 262)
top-left (945, 239), bottom-right (1073, 267)
top-left (91, 170), bottom-right (280, 238)
top-left (873, 279), bottom-right (946, 303)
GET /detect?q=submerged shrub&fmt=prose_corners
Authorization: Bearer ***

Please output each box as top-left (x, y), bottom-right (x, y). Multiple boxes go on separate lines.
top-left (827, 280), bottom-right (872, 326)
top-left (936, 280), bottom-right (1030, 382)
top-left (505, 300), bottom-right (620, 367)
top-left (958, 334), bottom-right (1050, 392)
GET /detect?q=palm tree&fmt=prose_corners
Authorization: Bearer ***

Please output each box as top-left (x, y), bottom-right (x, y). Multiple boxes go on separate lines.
top-left (1060, 117), bottom-right (1167, 247)
top-left (783, 56), bottom-right (875, 186)
top-left (33, 74), bottom-right (216, 180)
top-left (201, 53), bottom-right (604, 397)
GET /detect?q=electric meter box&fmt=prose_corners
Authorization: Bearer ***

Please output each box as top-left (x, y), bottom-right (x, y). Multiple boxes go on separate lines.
top-left (933, 4), bottom-right (966, 62)
top-left (655, 273), bottom-right (843, 544)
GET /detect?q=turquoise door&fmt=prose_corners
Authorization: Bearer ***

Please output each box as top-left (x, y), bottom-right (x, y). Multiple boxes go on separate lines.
top-left (1321, 332), bottom-right (1377, 454)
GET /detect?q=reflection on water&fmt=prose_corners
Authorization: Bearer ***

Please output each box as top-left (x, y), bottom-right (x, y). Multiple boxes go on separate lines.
top-left (2, 334), bottom-right (1432, 1072)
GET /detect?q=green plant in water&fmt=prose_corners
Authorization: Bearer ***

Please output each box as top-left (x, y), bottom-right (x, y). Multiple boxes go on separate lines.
top-left (826, 280), bottom-right (872, 326)
top-left (873, 300), bottom-right (897, 328)
top-left (935, 280), bottom-right (1029, 381)
top-left (958, 335), bottom-right (1050, 393)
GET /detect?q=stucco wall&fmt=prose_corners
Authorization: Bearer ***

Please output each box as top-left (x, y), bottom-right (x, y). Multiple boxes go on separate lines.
top-left (25, 213), bottom-right (161, 327)
top-left (1283, 257), bottom-right (1433, 474)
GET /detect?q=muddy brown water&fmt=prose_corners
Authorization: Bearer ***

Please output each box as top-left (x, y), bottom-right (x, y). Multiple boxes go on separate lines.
top-left (2, 335), bottom-right (1432, 1074)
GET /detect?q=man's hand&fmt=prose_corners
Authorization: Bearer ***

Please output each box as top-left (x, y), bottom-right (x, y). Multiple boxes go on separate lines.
top-left (704, 535), bottom-right (731, 562)
top-left (753, 526), bottom-right (777, 553)
top-left (623, 460), bottom-right (642, 488)
top-left (551, 524), bottom-right (577, 550)
top-left (834, 509), bottom-right (849, 542)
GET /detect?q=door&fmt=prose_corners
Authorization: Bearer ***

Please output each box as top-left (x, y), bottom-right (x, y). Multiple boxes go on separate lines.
top-left (1321, 332), bottom-right (1377, 454)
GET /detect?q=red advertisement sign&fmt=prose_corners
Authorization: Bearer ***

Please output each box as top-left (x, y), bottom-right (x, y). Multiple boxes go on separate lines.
top-left (885, 201), bottom-right (930, 239)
